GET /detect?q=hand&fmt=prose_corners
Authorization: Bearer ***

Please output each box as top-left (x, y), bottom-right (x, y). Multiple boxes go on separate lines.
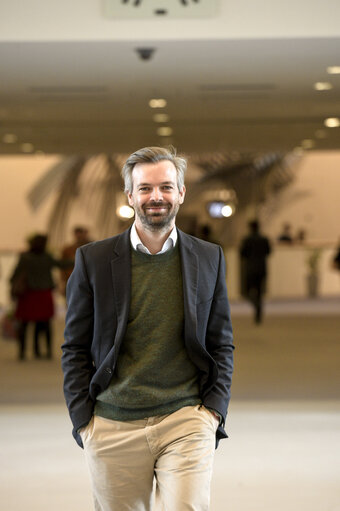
top-left (208, 409), bottom-right (221, 427)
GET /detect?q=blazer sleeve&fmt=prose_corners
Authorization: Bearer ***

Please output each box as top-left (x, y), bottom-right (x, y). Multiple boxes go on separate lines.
top-left (61, 247), bottom-right (95, 447)
top-left (203, 246), bottom-right (234, 425)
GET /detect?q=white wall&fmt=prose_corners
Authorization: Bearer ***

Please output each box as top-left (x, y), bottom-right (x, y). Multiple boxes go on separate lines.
top-left (0, 156), bottom-right (60, 251)
top-left (0, 155), bottom-right (101, 252)
top-left (264, 151), bottom-right (340, 244)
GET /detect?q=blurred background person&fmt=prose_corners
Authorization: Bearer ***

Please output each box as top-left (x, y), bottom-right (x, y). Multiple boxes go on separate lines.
top-left (295, 228), bottom-right (307, 243)
top-left (277, 222), bottom-right (293, 243)
top-left (10, 234), bottom-right (72, 361)
top-left (240, 220), bottom-right (271, 324)
top-left (197, 224), bottom-right (219, 244)
top-left (59, 226), bottom-right (91, 295)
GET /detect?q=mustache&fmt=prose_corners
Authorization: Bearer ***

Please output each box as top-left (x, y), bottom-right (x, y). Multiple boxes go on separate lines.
top-left (144, 201), bottom-right (170, 208)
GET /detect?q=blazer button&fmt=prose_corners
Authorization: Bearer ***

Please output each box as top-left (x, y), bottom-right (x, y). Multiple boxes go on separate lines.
top-left (105, 367), bottom-right (113, 374)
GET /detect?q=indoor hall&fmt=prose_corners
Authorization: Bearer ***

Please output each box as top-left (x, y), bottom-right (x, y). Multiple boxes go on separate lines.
top-left (1, 1), bottom-right (340, 510)
top-left (1, 299), bottom-right (339, 511)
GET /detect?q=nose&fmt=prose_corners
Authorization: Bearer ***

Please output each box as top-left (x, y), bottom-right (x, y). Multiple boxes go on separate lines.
top-left (150, 187), bottom-right (163, 202)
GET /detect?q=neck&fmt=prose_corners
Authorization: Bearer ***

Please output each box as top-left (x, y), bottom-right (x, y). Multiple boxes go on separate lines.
top-left (135, 223), bottom-right (174, 255)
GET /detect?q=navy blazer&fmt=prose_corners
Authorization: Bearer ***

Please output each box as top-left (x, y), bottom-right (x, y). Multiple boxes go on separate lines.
top-left (61, 228), bottom-right (234, 448)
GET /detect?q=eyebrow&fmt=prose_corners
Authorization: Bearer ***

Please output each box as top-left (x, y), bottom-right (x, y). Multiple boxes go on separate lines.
top-left (137, 181), bottom-right (175, 187)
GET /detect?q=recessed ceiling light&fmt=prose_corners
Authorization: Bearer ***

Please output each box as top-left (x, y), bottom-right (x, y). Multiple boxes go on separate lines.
top-left (2, 133), bottom-right (18, 144)
top-left (327, 66), bottom-right (340, 74)
top-left (149, 99), bottom-right (167, 108)
top-left (157, 126), bottom-right (173, 136)
top-left (314, 82), bottom-right (333, 91)
top-left (153, 113), bottom-right (169, 123)
top-left (324, 117), bottom-right (340, 128)
top-left (21, 142), bottom-right (34, 153)
top-left (301, 139), bottom-right (315, 149)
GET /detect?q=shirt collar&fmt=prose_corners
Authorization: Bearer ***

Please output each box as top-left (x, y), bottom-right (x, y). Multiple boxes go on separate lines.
top-left (130, 222), bottom-right (177, 255)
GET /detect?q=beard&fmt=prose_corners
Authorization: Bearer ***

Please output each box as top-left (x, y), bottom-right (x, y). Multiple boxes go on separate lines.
top-left (134, 200), bottom-right (180, 232)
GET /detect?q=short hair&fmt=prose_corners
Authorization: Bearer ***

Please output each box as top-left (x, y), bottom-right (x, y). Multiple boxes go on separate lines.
top-left (29, 234), bottom-right (47, 253)
top-left (121, 146), bottom-right (187, 194)
top-left (249, 220), bottom-right (259, 233)
top-left (73, 226), bottom-right (88, 234)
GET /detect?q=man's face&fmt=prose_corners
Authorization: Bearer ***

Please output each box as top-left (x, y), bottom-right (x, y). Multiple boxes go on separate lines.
top-left (127, 160), bottom-right (186, 232)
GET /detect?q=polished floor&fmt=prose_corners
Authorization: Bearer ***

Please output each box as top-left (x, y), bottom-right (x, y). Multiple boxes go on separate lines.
top-left (1, 298), bottom-right (339, 511)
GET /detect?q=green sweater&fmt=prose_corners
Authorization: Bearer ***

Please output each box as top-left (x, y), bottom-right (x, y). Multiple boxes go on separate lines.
top-left (95, 244), bottom-right (200, 420)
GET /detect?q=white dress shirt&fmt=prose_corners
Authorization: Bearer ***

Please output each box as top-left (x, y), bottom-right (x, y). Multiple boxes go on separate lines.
top-left (130, 222), bottom-right (177, 255)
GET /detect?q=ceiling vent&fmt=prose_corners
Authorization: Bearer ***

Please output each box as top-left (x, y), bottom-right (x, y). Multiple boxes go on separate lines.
top-left (102, 0), bottom-right (219, 19)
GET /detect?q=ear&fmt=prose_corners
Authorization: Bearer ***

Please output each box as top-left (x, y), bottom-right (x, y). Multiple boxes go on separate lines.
top-left (178, 185), bottom-right (186, 204)
top-left (127, 192), bottom-right (134, 207)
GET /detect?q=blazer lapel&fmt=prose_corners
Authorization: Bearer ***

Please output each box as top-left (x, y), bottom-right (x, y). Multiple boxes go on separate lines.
top-left (110, 229), bottom-right (131, 346)
top-left (110, 228), bottom-right (199, 346)
top-left (178, 230), bottom-right (199, 339)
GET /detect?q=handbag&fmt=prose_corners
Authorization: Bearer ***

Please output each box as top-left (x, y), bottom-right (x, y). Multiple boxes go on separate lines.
top-left (1, 311), bottom-right (19, 340)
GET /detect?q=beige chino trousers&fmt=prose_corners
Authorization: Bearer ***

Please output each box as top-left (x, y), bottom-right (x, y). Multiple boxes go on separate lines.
top-left (80, 404), bottom-right (219, 511)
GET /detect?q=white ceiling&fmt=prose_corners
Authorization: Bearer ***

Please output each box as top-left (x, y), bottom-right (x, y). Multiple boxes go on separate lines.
top-left (0, 1), bottom-right (340, 156)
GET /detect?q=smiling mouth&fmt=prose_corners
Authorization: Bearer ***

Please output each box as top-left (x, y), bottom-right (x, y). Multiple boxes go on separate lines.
top-left (145, 209), bottom-right (167, 216)
top-left (144, 203), bottom-right (170, 214)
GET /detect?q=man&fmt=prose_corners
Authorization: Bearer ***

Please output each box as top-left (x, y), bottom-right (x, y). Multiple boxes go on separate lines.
top-left (62, 146), bottom-right (234, 511)
top-left (240, 220), bottom-right (271, 323)
top-left (59, 226), bottom-right (91, 295)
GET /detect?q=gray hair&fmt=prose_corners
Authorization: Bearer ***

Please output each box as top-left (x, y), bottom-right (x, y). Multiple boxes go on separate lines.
top-left (121, 146), bottom-right (187, 194)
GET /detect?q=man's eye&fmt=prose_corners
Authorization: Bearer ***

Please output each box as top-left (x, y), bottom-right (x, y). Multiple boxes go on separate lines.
top-left (162, 186), bottom-right (173, 190)
top-left (139, 187), bottom-right (150, 191)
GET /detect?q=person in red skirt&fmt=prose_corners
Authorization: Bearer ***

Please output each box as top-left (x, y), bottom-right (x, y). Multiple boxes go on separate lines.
top-left (10, 234), bottom-right (72, 360)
